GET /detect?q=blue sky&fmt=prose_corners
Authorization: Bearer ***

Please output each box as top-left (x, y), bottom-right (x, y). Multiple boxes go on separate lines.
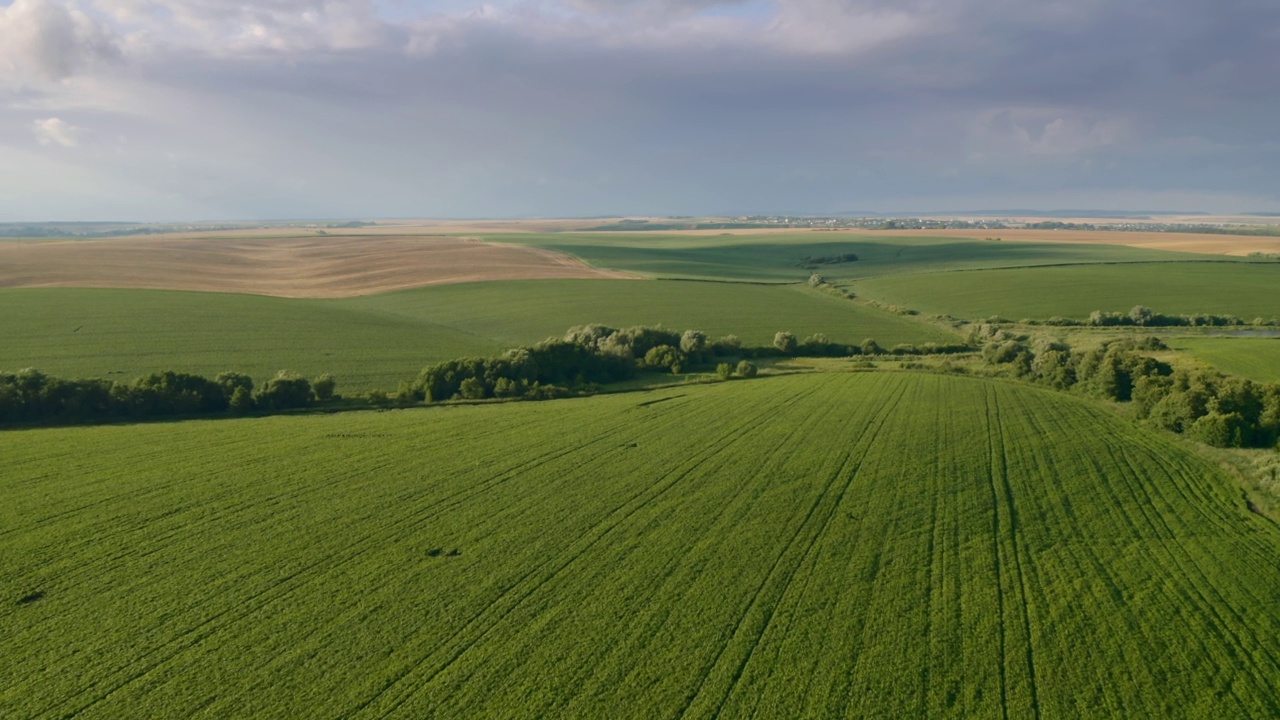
top-left (1, 0), bottom-right (1278, 220)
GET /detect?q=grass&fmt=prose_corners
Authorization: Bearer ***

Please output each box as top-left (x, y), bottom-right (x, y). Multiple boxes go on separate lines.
top-left (495, 232), bottom-right (1194, 282)
top-left (1170, 337), bottom-right (1280, 383)
top-left (0, 282), bottom-right (955, 392)
top-left (0, 288), bottom-right (505, 393)
top-left (3, 372), bottom-right (1278, 718)
top-left (0, 233), bottom-right (1219, 392)
top-left (341, 279), bottom-right (956, 349)
top-left (853, 262), bottom-right (1280, 321)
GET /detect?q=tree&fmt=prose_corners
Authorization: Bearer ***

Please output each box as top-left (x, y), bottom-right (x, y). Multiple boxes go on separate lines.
top-left (1129, 305), bottom-right (1155, 326)
top-left (713, 334), bottom-right (741, 355)
top-left (564, 324), bottom-right (617, 351)
top-left (1188, 412), bottom-right (1248, 448)
top-left (802, 333), bottom-right (834, 356)
top-left (312, 374), bottom-right (336, 402)
top-left (255, 371), bottom-right (313, 411)
top-left (215, 371), bottom-right (254, 396)
top-left (680, 329), bottom-right (708, 354)
top-left (459, 377), bottom-right (488, 400)
top-left (229, 385), bottom-right (254, 413)
top-left (494, 377), bottom-right (521, 398)
top-left (736, 360), bottom-right (758, 378)
top-left (774, 331), bottom-right (797, 354)
top-left (1031, 349), bottom-right (1075, 390)
top-left (716, 363), bottom-right (734, 380)
top-left (643, 345), bottom-right (685, 373)
top-left (860, 338), bottom-right (883, 356)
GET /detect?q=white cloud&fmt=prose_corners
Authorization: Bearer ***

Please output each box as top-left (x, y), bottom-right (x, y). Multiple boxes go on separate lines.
top-left (32, 117), bottom-right (85, 147)
top-left (94, 0), bottom-right (391, 54)
top-left (0, 0), bottom-right (120, 83)
top-left (766, 0), bottom-right (929, 54)
top-left (0, 0), bottom-right (1276, 219)
top-left (969, 107), bottom-right (1133, 160)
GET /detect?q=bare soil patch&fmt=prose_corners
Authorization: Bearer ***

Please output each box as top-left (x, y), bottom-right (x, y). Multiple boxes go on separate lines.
top-left (0, 235), bottom-right (637, 298)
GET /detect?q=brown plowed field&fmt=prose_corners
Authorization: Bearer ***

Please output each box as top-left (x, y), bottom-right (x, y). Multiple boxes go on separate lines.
top-left (0, 234), bottom-right (637, 298)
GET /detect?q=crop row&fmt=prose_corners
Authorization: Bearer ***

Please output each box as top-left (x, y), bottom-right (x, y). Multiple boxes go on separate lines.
top-left (2, 373), bottom-right (1279, 717)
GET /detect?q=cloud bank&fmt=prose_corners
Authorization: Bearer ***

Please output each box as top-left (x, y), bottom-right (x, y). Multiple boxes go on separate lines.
top-left (1, 0), bottom-right (1277, 220)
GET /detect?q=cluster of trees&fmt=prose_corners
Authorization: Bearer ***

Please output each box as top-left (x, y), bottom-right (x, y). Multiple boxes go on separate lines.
top-left (0, 369), bottom-right (331, 427)
top-left (395, 325), bottom-right (753, 404)
top-left (391, 324), bottom-right (979, 405)
top-left (772, 331), bottom-right (970, 359)
top-left (804, 273), bottom-right (858, 301)
top-left (803, 252), bottom-right (860, 266)
top-left (1086, 306), bottom-right (1271, 328)
top-left (978, 329), bottom-right (1280, 448)
top-left (717, 361), bottom-right (759, 380)
top-left (1019, 305), bottom-right (1278, 328)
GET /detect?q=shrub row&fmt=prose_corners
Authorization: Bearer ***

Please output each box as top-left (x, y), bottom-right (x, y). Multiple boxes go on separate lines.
top-left (1014, 305), bottom-right (1280, 328)
top-left (0, 369), bottom-right (330, 427)
top-left (978, 330), bottom-right (1280, 448)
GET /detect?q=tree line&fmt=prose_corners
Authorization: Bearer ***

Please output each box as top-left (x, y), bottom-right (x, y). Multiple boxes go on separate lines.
top-left (389, 325), bottom-right (751, 405)
top-left (3, 323), bottom-right (980, 426)
top-left (0, 369), bottom-right (332, 427)
top-left (1018, 305), bottom-right (1280, 328)
top-left (387, 324), bottom-right (975, 405)
top-left (976, 327), bottom-right (1280, 448)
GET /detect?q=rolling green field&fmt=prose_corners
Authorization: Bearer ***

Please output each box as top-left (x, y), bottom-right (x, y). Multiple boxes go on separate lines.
top-left (0, 288), bottom-right (505, 392)
top-left (342, 279), bottom-right (954, 349)
top-left (497, 232), bottom-right (1193, 282)
top-left (1172, 337), bottom-right (1280, 382)
top-left (4, 372), bottom-right (1278, 718)
top-left (0, 281), bottom-right (954, 391)
top-left (854, 262), bottom-right (1280, 321)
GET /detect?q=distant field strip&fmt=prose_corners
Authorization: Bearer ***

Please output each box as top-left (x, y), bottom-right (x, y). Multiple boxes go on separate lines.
top-left (1172, 337), bottom-right (1280, 382)
top-left (340, 279), bottom-right (956, 349)
top-left (496, 232), bottom-right (1192, 282)
top-left (850, 227), bottom-right (1280, 256)
top-left (3, 373), bottom-right (1278, 718)
top-left (0, 288), bottom-right (505, 392)
top-left (0, 234), bottom-right (635, 297)
top-left (0, 282), bottom-right (951, 390)
top-left (854, 262), bottom-right (1280, 320)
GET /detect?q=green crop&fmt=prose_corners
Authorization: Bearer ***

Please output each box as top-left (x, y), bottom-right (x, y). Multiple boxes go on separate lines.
top-left (0, 281), bottom-right (954, 392)
top-left (1173, 337), bottom-right (1280, 382)
top-left (3, 372), bottom-right (1277, 718)
top-left (855, 262), bottom-right (1280, 321)
top-left (495, 232), bottom-right (1190, 282)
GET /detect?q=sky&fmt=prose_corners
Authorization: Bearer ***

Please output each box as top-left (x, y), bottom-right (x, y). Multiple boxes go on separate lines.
top-left (1, 0), bottom-right (1278, 221)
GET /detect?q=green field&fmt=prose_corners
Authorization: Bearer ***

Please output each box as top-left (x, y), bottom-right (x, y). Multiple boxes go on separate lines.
top-left (0, 288), bottom-right (504, 392)
top-left (342, 278), bottom-right (954, 349)
top-left (1172, 336), bottom-right (1280, 382)
top-left (498, 232), bottom-right (1192, 282)
top-left (4, 372), bottom-right (1278, 718)
top-left (0, 281), bottom-right (953, 391)
top-left (854, 261), bottom-right (1280, 321)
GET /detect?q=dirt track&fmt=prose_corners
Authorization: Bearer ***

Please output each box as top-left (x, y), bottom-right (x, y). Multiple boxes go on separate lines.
top-left (0, 234), bottom-right (637, 298)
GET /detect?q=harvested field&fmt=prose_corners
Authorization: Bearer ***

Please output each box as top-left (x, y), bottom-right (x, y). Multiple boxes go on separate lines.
top-left (0, 234), bottom-right (636, 298)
